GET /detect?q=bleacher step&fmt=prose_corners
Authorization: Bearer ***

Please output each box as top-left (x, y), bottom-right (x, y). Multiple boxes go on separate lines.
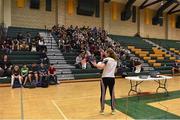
top-left (56, 69), bottom-right (72, 74)
top-left (50, 60), bottom-right (67, 64)
top-left (57, 74), bottom-right (75, 80)
top-left (54, 65), bottom-right (75, 69)
top-left (46, 46), bottom-right (59, 49)
top-left (47, 49), bottom-right (61, 52)
top-left (40, 32), bottom-right (81, 80)
top-left (143, 67), bottom-right (154, 71)
top-left (48, 56), bottom-right (65, 60)
top-left (47, 53), bottom-right (63, 56)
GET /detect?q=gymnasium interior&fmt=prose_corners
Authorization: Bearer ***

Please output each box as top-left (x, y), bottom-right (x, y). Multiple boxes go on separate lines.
top-left (0, 0), bottom-right (180, 119)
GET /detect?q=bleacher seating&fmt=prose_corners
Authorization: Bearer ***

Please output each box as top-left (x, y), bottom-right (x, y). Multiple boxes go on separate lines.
top-left (52, 33), bottom-right (179, 78)
top-left (110, 35), bottom-right (179, 75)
top-left (7, 51), bottom-right (41, 64)
top-left (1, 26), bottom-right (178, 84)
top-left (149, 38), bottom-right (180, 55)
top-left (51, 33), bottom-right (102, 79)
top-left (7, 26), bottom-right (46, 38)
top-left (0, 51), bottom-right (41, 84)
top-left (0, 27), bottom-right (43, 84)
top-left (63, 49), bottom-right (101, 79)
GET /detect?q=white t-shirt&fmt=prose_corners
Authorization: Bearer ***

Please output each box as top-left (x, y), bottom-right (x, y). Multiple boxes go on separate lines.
top-left (102, 57), bottom-right (117, 78)
top-left (38, 40), bottom-right (44, 46)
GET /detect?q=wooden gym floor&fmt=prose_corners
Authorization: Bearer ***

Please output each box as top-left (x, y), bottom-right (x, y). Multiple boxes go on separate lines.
top-left (0, 76), bottom-right (179, 120)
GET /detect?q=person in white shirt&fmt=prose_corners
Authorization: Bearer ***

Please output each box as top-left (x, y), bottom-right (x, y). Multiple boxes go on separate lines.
top-left (92, 48), bottom-right (117, 115)
top-left (75, 54), bottom-right (82, 68)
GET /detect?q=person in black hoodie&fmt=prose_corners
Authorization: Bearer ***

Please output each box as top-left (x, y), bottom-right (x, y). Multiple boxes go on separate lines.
top-left (0, 55), bottom-right (12, 77)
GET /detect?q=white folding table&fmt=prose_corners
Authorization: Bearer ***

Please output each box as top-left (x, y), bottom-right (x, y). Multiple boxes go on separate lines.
top-left (125, 75), bottom-right (172, 96)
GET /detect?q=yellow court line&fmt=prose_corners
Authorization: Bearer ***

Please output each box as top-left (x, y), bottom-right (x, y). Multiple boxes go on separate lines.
top-left (51, 100), bottom-right (68, 120)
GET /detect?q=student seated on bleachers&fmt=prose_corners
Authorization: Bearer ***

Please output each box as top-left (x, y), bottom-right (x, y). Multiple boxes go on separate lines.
top-left (20, 64), bottom-right (29, 86)
top-left (30, 39), bottom-right (37, 52)
top-left (75, 53), bottom-right (82, 69)
top-left (40, 50), bottom-right (49, 64)
top-left (17, 32), bottom-right (24, 41)
top-left (38, 38), bottom-right (46, 52)
top-left (35, 33), bottom-right (41, 41)
top-left (128, 58), bottom-right (135, 72)
top-left (12, 39), bottom-right (20, 51)
top-left (1, 38), bottom-right (12, 53)
top-left (81, 53), bottom-right (88, 69)
top-left (28, 63), bottom-right (39, 84)
top-left (134, 59), bottom-right (142, 73)
top-left (48, 64), bottom-right (57, 83)
top-left (25, 32), bottom-right (32, 44)
top-left (11, 65), bottom-right (22, 87)
top-left (172, 61), bottom-right (180, 76)
top-left (63, 37), bottom-right (71, 53)
top-left (39, 63), bottom-right (48, 83)
top-left (20, 41), bottom-right (29, 51)
top-left (0, 55), bottom-right (12, 77)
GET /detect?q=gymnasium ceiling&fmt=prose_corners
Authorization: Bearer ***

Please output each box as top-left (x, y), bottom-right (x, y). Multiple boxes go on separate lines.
top-left (111, 0), bottom-right (180, 14)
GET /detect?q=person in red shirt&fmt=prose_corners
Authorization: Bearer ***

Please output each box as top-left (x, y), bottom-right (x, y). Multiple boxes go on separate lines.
top-left (48, 64), bottom-right (57, 83)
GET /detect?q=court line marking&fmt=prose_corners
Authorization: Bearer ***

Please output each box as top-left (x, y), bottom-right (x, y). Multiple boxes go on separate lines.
top-left (51, 100), bottom-right (68, 120)
top-left (20, 87), bottom-right (24, 120)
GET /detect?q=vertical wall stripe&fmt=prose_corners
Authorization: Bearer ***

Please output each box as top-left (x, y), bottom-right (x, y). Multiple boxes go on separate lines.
top-left (67, 0), bottom-right (74, 15)
top-left (111, 2), bottom-right (118, 21)
top-left (170, 14), bottom-right (176, 28)
top-left (16, 0), bottom-right (25, 8)
top-left (144, 8), bottom-right (154, 25)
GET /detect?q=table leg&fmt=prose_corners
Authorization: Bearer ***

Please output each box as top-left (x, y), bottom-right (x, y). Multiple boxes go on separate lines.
top-left (155, 79), bottom-right (168, 96)
top-left (128, 80), bottom-right (143, 96)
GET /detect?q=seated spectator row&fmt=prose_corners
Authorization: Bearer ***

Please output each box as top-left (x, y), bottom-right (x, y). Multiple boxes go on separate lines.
top-left (7, 63), bottom-right (57, 88)
top-left (111, 35), bottom-right (180, 75)
top-left (0, 30), bottom-right (51, 86)
top-left (0, 32), bottom-right (47, 54)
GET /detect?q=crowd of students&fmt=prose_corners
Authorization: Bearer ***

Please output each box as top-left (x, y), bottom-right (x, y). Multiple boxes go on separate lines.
top-left (0, 25), bottom-right (179, 88)
top-left (52, 25), bottom-right (130, 69)
top-left (0, 32), bottom-right (47, 54)
top-left (52, 25), bottom-right (143, 74)
top-left (0, 32), bottom-right (57, 88)
top-left (0, 55), bottom-right (57, 88)
top-left (52, 25), bottom-right (180, 75)
top-left (11, 63), bottom-right (57, 88)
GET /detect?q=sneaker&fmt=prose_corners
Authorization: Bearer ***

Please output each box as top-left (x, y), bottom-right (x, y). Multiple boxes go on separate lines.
top-left (111, 110), bottom-right (116, 115)
top-left (99, 110), bottom-right (104, 115)
top-left (57, 81), bottom-right (61, 84)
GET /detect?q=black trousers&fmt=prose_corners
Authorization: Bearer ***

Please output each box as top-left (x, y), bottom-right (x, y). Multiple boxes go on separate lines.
top-left (100, 77), bottom-right (115, 111)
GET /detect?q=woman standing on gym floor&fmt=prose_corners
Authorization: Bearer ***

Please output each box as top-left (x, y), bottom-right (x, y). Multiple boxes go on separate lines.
top-left (92, 48), bottom-right (117, 115)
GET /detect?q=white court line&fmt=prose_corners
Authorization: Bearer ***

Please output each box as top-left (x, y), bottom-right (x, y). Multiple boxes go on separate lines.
top-left (51, 100), bottom-right (68, 120)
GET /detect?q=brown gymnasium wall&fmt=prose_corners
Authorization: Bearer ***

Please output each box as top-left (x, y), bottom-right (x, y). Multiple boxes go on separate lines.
top-left (63, 0), bottom-right (103, 28)
top-left (11, 0), bottom-right (56, 29)
top-left (3, 0), bottom-right (180, 40)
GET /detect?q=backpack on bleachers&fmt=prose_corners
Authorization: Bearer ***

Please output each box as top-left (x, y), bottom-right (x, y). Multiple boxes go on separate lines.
top-left (48, 75), bottom-right (57, 85)
top-left (41, 79), bottom-right (49, 88)
top-left (12, 79), bottom-right (22, 88)
top-left (37, 76), bottom-right (49, 88)
top-left (23, 82), bottom-right (36, 88)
